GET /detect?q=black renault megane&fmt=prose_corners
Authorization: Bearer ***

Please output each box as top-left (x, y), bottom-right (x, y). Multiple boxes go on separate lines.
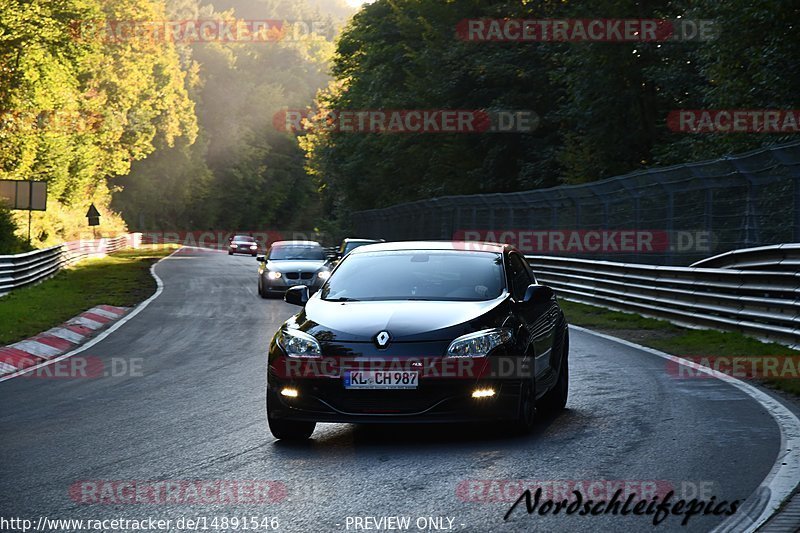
top-left (266, 241), bottom-right (569, 440)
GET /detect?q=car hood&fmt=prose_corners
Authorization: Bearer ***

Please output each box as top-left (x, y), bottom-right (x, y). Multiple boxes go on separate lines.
top-left (266, 260), bottom-right (327, 272)
top-left (293, 295), bottom-right (511, 342)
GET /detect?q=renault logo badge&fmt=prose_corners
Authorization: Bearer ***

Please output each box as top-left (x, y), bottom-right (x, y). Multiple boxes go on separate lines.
top-left (375, 331), bottom-right (391, 348)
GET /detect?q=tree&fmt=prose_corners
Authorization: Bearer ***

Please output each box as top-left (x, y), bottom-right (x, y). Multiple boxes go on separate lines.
top-left (0, 0), bottom-right (197, 247)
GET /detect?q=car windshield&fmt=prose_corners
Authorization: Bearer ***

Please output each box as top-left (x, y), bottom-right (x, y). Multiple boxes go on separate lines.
top-left (232, 235), bottom-right (255, 243)
top-left (269, 245), bottom-right (326, 260)
top-left (343, 241), bottom-right (374, 254)
top-left (321, 250), bottom-right (505, 302)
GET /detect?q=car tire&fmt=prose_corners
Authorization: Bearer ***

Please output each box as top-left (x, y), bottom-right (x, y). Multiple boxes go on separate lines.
top-left (228, 251), bottom-right (233, 255)
top-left (267, 392), bottom-right (315, 441)
top-left (258, 279), bottom-right (273, 299)
top-left (512, 379), bottom-right (536, 435)
top-left (537, 332), bottom-right (569, 416)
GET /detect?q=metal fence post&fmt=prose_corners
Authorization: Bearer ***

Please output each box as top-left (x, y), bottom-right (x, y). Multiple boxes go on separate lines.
top-left (795, 177), bottom-right (800, 242)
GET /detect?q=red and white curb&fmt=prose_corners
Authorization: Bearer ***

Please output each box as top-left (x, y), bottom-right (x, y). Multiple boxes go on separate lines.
top-left (0, 305), bottom-right (129, 376)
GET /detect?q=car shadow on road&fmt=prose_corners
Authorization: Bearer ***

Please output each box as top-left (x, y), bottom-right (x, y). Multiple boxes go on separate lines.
top-left (271, 408), bottom-right (585, 456)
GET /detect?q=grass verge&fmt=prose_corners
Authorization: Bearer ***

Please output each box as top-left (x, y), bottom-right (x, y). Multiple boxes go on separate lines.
top-left (560, 300), bottom-right (800, 396)
top-left (0, 245), bottom-right (178, 345)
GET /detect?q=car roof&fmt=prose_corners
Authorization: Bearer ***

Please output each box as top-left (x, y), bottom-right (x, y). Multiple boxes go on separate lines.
top-left (349, 240), bottom-right (510, 254)
top-left (270, 240), bottom-right (321, 247)
top-left (232, 234), bottom-right (254, 239)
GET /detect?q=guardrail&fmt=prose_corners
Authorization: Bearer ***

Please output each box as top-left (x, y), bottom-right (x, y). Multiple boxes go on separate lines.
top-left (527, 255), bottom-right (800, 348)
top-left (0, 234), bottom-right (140, 296)
top-left (691, 243), bottom-right (800, 271)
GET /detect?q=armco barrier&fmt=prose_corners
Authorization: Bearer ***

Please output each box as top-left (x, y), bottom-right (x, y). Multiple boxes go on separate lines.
top-left (527, 254), bottom-right (800, 347)
top-left (0, 234), bottom-right (140, 296)
top-left (691, 243), bottom-right (800, 271)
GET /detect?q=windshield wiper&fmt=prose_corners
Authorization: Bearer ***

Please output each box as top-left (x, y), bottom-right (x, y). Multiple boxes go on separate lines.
top-left (324, 297), bottom-right (360, 302)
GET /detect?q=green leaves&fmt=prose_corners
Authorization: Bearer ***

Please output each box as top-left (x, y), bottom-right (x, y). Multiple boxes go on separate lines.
top-left (0, 0), bottom-right (198, 246)
top-left (304, 0), bottom-right (800, 220)
top-left (114, 0), bottom-right (342, 231)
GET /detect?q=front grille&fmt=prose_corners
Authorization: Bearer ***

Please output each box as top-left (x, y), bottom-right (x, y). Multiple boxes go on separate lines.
top-left (284, 272), bottom-right (314, 280)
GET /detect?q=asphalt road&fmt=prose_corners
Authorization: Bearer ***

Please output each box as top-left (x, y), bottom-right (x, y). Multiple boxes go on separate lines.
top-left (0, 248), bottom-right (786, 532)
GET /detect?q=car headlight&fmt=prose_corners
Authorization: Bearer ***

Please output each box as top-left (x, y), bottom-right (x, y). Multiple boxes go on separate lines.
top-left (250, 244), bottom-right (257, 249)
top-left (446, 328), bottom-right (513, 358)
top-left (267, 271), bottom-right (282, 279)
top-left (317, 270), bottom-right (331, 280)
top-left (278, 329), bottom-right (322, 358)
top-left (231, 244), bottom-right (238, 248)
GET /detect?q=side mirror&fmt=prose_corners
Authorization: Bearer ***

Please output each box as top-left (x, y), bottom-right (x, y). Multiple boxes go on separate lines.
top-left (256, 255), bottom-right (266, 262)
top-left (520, 284), bottom-right (554, 306)
top-left (285, 285), bottom-right (310, 306)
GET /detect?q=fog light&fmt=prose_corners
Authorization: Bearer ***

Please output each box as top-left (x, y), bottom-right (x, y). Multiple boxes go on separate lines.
top-left (472, 388), bottom-right (495, 398)
top-left (280, 387), bottom-right (299, 398)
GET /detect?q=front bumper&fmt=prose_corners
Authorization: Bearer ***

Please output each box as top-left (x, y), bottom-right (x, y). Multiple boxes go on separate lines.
top-left (267, 363), bottom-right (525, 423)
top-left (262, 276), bottom-right (323, 293)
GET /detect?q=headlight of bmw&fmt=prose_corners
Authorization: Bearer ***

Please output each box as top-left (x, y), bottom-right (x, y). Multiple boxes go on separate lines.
top-left (446, 328), bottom-right (513, 358)
top-left (267, 271), bottom-right (282, 279)
top-left (317, 270), bottom-right (331, 281)
top-left (277, 329), bottom-right (321, 358)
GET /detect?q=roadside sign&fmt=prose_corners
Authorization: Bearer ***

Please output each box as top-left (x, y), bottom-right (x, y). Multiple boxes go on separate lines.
top-left (0, 180), bottom-right (47, 210)
top-left (86, 204), bottom-right (100, 227)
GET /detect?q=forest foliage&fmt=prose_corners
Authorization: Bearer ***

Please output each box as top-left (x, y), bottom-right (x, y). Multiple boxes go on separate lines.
top-left (0, 0), bottom-right (797, 250)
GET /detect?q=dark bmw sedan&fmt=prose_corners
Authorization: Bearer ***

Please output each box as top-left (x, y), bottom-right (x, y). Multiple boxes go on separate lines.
top-left (257, 241), bottom-right (331, 297)
top-left (266, 241), bottom-right (569, 440)
top-left (228, 234), bottom-right (259, 256)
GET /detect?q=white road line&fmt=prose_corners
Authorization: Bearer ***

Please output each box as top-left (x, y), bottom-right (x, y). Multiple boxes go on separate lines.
top-left (0, 361), bottom-right (16, 374)
top-left (0, 247), bottom-right (181, 383)
top-left (570, 325), bottom-right (800, 533)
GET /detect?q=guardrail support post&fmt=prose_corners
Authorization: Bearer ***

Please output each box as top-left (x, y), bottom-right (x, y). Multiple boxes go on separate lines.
top-left (795, 177), bottom-right (800, 242)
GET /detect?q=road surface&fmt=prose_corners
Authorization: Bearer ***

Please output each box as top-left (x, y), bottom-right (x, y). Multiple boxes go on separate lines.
top-left (0, 248), bottom-right (784, 532)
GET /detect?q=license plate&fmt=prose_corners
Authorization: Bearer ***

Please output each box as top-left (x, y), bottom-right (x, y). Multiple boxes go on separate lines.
top-left (344, 370), bottom-right (418, 389)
